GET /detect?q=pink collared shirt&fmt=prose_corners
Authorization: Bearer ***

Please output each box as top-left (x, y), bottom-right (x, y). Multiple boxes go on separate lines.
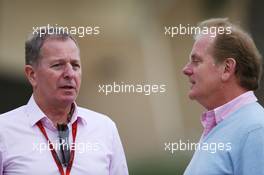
top-left (201, 91), bottom-right (257, 137)
top-left (0, 96), bottom-right (129, 175)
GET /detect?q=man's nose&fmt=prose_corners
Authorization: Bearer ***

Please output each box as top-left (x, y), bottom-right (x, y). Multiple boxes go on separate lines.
top-left (63, 64), bottom-right (75, 79)
top-left (182, 63), bottom-right (193, 76)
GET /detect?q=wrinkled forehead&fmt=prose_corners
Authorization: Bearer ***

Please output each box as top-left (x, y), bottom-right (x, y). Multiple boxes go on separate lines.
top-left (41, 38), bottom-right (79, 53)
top-left (39, 38), bottom-right (81, 63)
top-left (42, 37), bottom-right (79, 49)
top-left (190, 34), bottom-right (216, 58)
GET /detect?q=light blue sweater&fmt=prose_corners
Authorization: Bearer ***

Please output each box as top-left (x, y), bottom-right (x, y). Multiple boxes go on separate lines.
top-left (184, 102), bottom-right (264, 175)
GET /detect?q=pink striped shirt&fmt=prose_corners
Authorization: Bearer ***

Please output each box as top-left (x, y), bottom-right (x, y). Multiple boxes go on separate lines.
top-left (201, 91), bottom-right (257, 137)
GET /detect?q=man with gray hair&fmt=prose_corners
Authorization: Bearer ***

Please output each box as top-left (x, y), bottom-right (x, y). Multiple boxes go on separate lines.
top-left (0, 27), bottom-right (129, 175)
top-left (182, 18), bottom-right (264, 174)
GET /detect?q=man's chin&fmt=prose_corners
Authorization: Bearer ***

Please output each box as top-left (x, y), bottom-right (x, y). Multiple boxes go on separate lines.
top-left (188, 91), bottom-right (196, 100)
top-left (57, 95), bottom-right (76, 104)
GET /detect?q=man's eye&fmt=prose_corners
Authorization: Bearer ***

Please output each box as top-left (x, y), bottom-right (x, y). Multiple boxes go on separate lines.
top-left (73, 64), bottom-right (80, 67)
top-left (51, 64), bottom-right (62, 68)
top-left (192, 60), bottom-right (201, 64)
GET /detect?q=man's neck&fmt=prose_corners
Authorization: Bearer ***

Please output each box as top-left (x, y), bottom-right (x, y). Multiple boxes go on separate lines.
top-left (202, 85), bottom-right (248, 111)
top-left (34, 95), bottom-right (73, 126)
top-left (43, 105), bottom-right (72, 125)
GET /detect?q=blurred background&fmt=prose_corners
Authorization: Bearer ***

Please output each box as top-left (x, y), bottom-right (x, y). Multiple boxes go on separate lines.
top-left (1, 0), bottom-right (264, 174)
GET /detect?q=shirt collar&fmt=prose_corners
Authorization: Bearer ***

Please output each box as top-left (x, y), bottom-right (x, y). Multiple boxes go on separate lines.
top-left (201, 91), bottom-right (257, 129)
top-left (26, 95), bottom-right (87, 127)
top-left (69, 102), bottom-right (87, 126)
top-left (214, 91), bottom-right (257, 124)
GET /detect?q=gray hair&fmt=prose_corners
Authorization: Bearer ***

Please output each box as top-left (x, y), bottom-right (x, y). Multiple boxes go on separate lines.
top-left (25, 27), bottom-right (79, 66)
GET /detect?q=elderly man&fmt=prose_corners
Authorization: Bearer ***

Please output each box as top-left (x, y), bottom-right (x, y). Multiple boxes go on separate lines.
top-left (182, 18), bottom-right (264, 174)
top-left (0, 28), bottom-right (129, 175)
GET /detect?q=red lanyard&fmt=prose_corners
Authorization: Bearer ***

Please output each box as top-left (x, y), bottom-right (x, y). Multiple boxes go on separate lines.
top-left (36, 120), bottom-right (78, 175)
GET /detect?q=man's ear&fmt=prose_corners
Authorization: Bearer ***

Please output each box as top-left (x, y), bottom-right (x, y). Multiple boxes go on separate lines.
top-left (25, 65), bottom-right (37, 87)
top-left (221, 58), bottom-right (236, 81)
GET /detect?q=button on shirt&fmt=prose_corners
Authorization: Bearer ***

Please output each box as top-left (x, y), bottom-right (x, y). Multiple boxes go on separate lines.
top-left (201, 91), bottom-right (257, 137)
top-left (0, 96), bottom-right (129, 175)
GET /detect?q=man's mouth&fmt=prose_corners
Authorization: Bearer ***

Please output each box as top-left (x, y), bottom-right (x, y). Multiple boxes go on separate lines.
top-left (60, 85), bottom-right (75, 90)
top-left (189, 80), bottom-right (196, 88)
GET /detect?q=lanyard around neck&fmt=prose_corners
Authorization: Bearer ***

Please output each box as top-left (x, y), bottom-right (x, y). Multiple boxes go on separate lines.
top-left (36, 120), bottom-right (78, 175)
